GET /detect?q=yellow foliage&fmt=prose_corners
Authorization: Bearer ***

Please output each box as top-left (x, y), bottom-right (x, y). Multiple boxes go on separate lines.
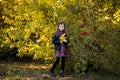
top-left (114, 9), bottom-right (120, 22)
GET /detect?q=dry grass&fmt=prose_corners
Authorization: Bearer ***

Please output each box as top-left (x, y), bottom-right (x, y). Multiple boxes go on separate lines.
top-left (0, 61), bottom-right (119, 80)
top-left (0, 61), bottom-right (75, 80)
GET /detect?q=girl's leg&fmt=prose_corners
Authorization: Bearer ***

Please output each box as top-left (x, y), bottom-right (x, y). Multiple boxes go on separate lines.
top-left (61, 57), bottom-right (65, 72)
top-left (60, 57), bottom-right (65, 77)
top-left (50, 57), bottom-right (60, 73)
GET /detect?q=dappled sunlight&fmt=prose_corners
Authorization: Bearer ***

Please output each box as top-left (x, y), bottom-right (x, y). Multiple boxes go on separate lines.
top-left (20, 63), bottom-right (52, 69)
top-left (0, 61), bottom-right (52, 69)
top-left (0, 61), bottom-right (75, 80)
top-left (0, 60), bottom-right (55, 79)
top-left (0, 62), bottom-right (51, 79)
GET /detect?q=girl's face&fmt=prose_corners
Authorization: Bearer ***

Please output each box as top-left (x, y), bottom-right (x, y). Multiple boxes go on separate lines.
top-left (58, 24), bottom-right (65, 32)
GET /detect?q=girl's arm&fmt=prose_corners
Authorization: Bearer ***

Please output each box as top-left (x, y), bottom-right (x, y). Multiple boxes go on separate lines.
top-left (52, 35), bottom-right (61, 45)
top-left (63, 35), bottom-right (69, 44)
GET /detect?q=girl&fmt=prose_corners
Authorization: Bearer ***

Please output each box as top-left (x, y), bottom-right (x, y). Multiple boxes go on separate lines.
top-left (50, 21), bottom-right (69, 77)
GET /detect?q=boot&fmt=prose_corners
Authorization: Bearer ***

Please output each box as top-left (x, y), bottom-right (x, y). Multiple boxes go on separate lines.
top-left (49, 70), bottom-right (56, 77)
top-left (60, 71), bottom-right (65, 78)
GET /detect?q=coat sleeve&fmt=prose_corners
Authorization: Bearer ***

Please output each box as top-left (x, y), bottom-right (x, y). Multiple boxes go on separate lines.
top-left (52, 34), bottom-right (61, 45)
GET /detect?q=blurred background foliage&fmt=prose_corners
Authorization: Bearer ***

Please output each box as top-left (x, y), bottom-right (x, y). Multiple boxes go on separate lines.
top-left (0, 0), bottom-right (120, 75)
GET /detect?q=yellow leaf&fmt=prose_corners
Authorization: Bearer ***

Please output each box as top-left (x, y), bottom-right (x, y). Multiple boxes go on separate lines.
top-left (60, 33), bottom-right (66, 41)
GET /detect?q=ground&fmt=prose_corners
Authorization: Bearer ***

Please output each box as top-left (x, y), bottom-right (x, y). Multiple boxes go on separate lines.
top-left (0, 60), bottom-right (120, 80)
top-left (0, 60), bottom-right (75, 80)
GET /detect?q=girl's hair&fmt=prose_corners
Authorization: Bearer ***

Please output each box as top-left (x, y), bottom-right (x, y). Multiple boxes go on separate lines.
top-left (55, 21), bottom-right (67, 36)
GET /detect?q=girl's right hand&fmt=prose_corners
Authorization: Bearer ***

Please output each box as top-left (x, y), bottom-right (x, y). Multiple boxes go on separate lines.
top-left (63, 39), bottom-right (67, 43)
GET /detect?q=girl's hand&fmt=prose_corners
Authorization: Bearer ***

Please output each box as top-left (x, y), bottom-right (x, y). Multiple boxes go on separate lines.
top-left (60, 40), bottom-right (63, 43)
top-left (63, 39), bottom-right (67, 43)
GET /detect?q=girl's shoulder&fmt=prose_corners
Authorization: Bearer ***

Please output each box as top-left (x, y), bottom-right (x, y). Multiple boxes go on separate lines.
top-left (52, 32), bottom-right (59, 38)
top-left (52, 32), bottom-right (57, 35)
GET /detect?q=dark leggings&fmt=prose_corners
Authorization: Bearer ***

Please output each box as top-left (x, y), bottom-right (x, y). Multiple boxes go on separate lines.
top-left (50, 57), bottom-right (65, 73)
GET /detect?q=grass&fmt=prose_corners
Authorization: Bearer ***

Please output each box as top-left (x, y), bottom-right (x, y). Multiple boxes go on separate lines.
top-left (0, 61), bottom-right (75, 80)
top-left (0, 60), bottom-right (120, 80)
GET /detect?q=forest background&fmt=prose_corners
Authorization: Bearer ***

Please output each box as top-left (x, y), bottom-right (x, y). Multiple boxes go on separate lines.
top-left (0, 0), bottom-right (120, 79)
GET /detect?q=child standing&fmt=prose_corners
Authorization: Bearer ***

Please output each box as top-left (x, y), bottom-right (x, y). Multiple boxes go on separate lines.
top-left (50, 21), bottom-right (69, 77)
